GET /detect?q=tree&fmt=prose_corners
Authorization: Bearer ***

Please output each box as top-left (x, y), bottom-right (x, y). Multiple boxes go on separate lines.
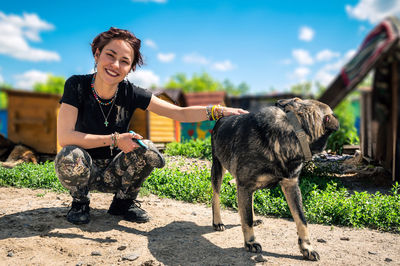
top-left (223, 79), bottom-right (250, 96)
top-left (289, 81), bottom-right (312, 96)
top-left (165, 72), bottom-right (221, 92)
top-left (165, 72), bottom-right (250, 95)
top-left (0, 83), bottom-right (12, 109)
top-left (33, 75), bottom-right (66, 95)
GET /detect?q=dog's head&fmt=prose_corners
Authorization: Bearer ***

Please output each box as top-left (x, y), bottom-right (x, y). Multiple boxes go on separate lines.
top-left (276, 97), bottom-right (339, 153)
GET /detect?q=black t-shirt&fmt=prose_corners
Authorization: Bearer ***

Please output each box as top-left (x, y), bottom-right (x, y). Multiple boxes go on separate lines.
top-left (60, 74), bottom-right (152, 159)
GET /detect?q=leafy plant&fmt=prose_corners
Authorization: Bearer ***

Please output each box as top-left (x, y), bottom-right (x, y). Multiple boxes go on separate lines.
top-left (327, 98), bottom-right (359, 153)
top-left (0, 161), bottom-right (65, 192)
top-left (165, 137), bottom-right (212, 160)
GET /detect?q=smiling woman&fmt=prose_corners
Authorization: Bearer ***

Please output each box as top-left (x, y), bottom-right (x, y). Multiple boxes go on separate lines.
top-left (54, 27), bottom-right (248, 226)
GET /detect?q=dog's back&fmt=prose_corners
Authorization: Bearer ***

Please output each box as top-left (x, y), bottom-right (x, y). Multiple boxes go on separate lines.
top-left (212, 106), bottom-right (303, 184)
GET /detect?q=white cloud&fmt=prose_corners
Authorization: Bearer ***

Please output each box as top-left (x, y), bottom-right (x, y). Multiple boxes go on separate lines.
top-left (127, 69), bottom-right (160, 89)
top-left (14, 70), bottom-right (49, 90)
top-left (316, 49), bottom-right (340, 62)
top-left (314, 49), bottom-right (357, 86)
top-left (293, 67), bottom-right (310, 81)
top-left (0, 12), bottom-right (60, 62)
top-left (211, 60), bottom-right (235, 71)
top-left (0, 73), bottom-right (3, 84)
top-left (157, 52), bottom-right (175, 63)
top-left (144, 39), bottom-right (157, 49)
top-left (292, 49), bottom-right (313, 65)
top-left (314, 69), bottom-right (335, 86)
top-left (346, 0), bottom-right (400, 24)
top-left (183, 53), bottom-right (209, 65)
top-left (132, 0), bottom-right (167, 3)
top-left (299, 26), bottom-right (315, 42)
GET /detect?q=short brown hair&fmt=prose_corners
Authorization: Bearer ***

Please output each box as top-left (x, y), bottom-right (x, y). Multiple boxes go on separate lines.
top-left (91, 27), bottom-right (144, 71)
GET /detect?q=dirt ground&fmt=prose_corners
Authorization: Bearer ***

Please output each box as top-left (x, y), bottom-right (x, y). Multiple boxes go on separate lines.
top-left (0, 156), bottom-right (400, 265)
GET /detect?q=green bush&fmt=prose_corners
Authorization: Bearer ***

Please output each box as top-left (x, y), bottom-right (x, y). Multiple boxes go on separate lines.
top-left (327, 98), bottom-right (359, 153)
top-left (165, 137), bottom-right (212, 160)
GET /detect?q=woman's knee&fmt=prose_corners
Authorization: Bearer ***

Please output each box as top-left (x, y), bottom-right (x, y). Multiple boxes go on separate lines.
top-left (123, 140), bottom-right (165, 168)
top-left (55, 145), bottom-right (92, 189)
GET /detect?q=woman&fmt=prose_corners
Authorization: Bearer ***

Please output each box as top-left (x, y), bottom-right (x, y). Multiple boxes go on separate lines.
top-left (55, 27), bottom-right (248, 225)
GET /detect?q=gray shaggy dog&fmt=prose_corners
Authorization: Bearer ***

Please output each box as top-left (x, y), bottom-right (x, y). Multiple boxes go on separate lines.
top-left (211, 98), bottom-right (339, 261)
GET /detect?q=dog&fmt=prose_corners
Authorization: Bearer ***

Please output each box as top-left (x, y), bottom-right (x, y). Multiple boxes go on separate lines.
top-left (211, 97), bottom-right (339, 261)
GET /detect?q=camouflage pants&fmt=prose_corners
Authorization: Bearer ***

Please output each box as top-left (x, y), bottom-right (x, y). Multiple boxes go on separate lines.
top-left (54, 141), bottom-right (165, 203)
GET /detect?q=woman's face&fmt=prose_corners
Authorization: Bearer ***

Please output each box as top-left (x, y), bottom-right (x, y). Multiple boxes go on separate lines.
top-left (95, 39), bottom-right (134, 86)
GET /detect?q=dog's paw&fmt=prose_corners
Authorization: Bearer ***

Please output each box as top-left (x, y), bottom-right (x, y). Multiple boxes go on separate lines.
top-left (245, 241), bottom-right (262, 253)
top-left (298, 238), bottom-right (320, 261)
top-left (301, 249), bottom-right (320, 261)
top-left (213, 223), bottom-right (225, 231)
top-left (253, 219), bottom-right (263, 226)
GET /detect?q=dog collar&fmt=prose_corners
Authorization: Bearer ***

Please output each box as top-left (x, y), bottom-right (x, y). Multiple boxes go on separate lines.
top-left (286, 111), bottom-right (313, 161)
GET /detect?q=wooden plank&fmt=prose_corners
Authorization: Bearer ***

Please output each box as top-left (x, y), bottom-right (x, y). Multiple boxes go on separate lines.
top-left (360, 92), bottom-right (367, 157)
top-left (392, 60), bottom-right (399, 181)
top-left (318, 76), bottom-right (347, 108)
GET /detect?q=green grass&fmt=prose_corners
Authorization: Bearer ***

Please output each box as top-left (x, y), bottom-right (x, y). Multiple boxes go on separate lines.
top-left (0, 161), bottom-right (65, 192)
top-left (0, 160), bottom-right (399, 232)
top-left (165, 138), bottom-right (212, 160)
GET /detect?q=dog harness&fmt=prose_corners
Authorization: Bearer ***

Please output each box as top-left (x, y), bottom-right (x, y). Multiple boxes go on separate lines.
top-left (286, 111), bottom-right (313, 161)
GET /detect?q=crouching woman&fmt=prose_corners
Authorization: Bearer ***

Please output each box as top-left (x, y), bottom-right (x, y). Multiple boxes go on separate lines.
top-left (55, 27), bottom-right (247, 225)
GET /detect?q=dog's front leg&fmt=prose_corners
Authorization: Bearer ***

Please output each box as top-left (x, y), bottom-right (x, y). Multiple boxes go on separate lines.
top-left (237, 186), bottom-right (262, 253)
top-left (280, 178), bottom-right (320, 261)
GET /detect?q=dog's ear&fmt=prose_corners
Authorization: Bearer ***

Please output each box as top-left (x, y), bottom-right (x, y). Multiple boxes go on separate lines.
top-left (323, 114), bottom-right (339, 131)
top-left (276, 98), bottom-right (302, 112)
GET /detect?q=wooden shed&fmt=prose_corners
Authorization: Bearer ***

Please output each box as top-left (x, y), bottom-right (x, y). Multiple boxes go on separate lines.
top-left (129, 90), bottom-right (181, 144)
top-left (318, 16), bottom-right (400, 181)
top-left (3, 89), bottom-right (61, 154)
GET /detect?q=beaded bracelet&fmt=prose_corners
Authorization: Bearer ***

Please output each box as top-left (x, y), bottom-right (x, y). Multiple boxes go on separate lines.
top-left (206, 105), bottom-right (213, 121)
top-left (206, 104), bottom-right (225, 121)
top-left (110, 132), bottom-right (120, 156)
top-left (214, 105), bottom-right (224, 120)
top-left (110, 133), bottom-right (115, 155)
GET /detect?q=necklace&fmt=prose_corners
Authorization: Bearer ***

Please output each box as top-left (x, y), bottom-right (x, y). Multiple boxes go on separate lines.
top-left (91, 73), bottom-right (118, 127)
top-left (91, 73), bottom-right (117, 106)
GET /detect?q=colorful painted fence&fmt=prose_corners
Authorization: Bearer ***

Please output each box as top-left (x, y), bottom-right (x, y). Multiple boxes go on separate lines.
top-left (180, 120), bottom-right (216, 142)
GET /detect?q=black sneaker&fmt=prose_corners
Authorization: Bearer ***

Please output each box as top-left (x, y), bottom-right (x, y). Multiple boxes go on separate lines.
top-left (108, 197), bottom-right (150, 223)
top-left (67, 201), bottom-right (90, 225)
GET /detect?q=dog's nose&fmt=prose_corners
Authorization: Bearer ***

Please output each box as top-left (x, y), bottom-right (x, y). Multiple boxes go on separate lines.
top-left (324, 114), bottom-right (339, 131)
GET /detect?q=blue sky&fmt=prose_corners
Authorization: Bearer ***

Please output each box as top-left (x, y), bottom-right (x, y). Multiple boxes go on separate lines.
top-left (1, 0), bottom-right (399, 94)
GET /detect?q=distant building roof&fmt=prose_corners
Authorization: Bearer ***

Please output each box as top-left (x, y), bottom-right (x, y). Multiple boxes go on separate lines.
top-left (183, 91), bottom-right (227, 106)
top-left (152, 88), bottom-right (185, 106)
top-left (228, 93), bottom-right (310, 112)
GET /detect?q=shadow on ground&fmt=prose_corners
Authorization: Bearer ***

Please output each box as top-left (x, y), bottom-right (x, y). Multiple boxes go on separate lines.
top-left (0, 207), bottom-right (305, 265)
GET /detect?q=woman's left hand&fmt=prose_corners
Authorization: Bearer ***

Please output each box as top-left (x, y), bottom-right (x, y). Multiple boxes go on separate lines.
top-left (117, 131), bottom-right (143, 153)
top-left (223, 107), bottom-right (249, 117)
